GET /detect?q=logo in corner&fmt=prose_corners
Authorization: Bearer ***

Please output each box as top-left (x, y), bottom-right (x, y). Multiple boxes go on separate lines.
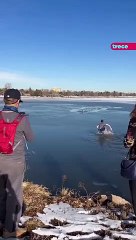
top-left (111, 42), bottom-right (136, 50)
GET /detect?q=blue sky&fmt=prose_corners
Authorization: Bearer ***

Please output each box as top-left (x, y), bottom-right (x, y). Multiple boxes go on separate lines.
top-left (0, 0), bottom-right (136, 92)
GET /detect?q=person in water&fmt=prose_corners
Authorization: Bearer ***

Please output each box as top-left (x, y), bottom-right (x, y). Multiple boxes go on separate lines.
top-left (124, 105), bottom-right (136, 217)
top-left (97, 120), bottom-right (106, 133)
top-left (97, 120), bottom-right (113, 134)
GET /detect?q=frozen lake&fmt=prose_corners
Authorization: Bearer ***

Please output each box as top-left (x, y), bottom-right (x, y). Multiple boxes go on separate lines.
top-left (0, 98), bottom-right (135, 200)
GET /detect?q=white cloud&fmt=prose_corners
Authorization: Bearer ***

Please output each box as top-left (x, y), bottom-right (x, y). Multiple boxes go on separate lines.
top-left (0, 71), bottom-right (49, 89)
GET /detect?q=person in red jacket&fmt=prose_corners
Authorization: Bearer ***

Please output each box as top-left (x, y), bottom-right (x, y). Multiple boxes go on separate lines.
top-left (0, 89), bottom-right (34, 238)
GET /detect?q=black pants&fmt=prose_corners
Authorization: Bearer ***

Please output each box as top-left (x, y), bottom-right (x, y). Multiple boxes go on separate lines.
top-left (129, 180), bottom-right (136, 215)
top-left (0, 160), bottom-right (25, 232)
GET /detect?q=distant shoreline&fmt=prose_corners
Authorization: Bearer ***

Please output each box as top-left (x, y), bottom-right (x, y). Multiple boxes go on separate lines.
top-left (0, 95), bottom-right (136, 104)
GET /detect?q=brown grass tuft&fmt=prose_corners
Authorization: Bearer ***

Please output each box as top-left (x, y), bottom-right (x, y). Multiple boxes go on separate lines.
top-left (25, 218), bottom-right (45, 232)
top-left (23, 181), bottom-right (52, 216)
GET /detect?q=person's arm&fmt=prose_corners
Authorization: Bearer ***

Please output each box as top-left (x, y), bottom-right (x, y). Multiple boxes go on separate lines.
top-left (23, 116), bottom-right (34, 142)
top-left (124, 118), bottom-right (136, 148)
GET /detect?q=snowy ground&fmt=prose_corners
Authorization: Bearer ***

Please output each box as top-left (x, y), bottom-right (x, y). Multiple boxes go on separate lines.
top-left (23, 96), bottom-right (136, 104)
top-left (0, 96), bottom-right (136, 104)
top-left (19, 202), bottom-right (136, 240)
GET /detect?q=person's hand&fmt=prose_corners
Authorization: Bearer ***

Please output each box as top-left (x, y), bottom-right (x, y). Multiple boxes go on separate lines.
top-left (124, 137), bottom-right (134, 148)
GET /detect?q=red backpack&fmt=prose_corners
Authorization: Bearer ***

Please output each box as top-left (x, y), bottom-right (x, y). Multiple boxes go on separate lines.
top-left (0, 112), bottom-right (25, 154)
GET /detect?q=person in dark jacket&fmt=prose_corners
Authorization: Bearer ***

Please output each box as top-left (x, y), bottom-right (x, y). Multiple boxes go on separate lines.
top-left (124, 104), bottom-right (136, 217)
top-left (0, 89), bottom-right (34, 238)
top-left (97, 120), bottom-right (106, 132)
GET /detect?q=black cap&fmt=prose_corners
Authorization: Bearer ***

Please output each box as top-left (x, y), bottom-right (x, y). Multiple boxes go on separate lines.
top-left (4, 89), bottom-right (23, 103)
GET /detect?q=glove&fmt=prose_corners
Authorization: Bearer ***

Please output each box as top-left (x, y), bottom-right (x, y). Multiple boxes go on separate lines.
top-left (124, 138), bottom-right (134, 148)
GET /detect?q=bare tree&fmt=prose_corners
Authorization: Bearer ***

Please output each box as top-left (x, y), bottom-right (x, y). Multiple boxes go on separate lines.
top-left (4, 83), bottom-right (12, 89)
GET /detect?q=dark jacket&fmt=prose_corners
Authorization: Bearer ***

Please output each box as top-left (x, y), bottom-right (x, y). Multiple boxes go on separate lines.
top-left (124, 117), bottom-right (136, 159)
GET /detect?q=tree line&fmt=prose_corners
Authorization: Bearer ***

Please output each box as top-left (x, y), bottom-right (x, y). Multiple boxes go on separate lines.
top-left (0, 85), bottom-right (136, 97)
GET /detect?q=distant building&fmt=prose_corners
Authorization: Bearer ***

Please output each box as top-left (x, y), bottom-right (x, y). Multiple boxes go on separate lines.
top-left (52, 88), bottom-right (61, 93)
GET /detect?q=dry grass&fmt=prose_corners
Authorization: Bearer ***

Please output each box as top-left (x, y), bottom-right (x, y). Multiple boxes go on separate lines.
top-left (57, 187), bottom-right (75, 197)
top-left (23, 181), bottom-right (52, 216)
top-left (22, 181), bottom-right (133, 232)
top-left (25, 218), bottom-right (45, 232)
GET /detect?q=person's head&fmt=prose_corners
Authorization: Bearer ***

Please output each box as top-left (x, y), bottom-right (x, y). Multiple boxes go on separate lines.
top-left (101, 119), bottom-right (104, 123)
top-left (130, 104), bottom-right (136, 118)
top-left (3, 88), bottom-right (23, 108)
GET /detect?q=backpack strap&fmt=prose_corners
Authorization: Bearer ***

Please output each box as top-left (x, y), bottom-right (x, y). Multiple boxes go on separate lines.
top-left (0, 111), bottom-right (26, 124)
top-left (13, 112), bottom-right (25, 124)
top-left (0, 111), bottom-right (3, 120)
top-left (12, 113), bottom-right (26, 151)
